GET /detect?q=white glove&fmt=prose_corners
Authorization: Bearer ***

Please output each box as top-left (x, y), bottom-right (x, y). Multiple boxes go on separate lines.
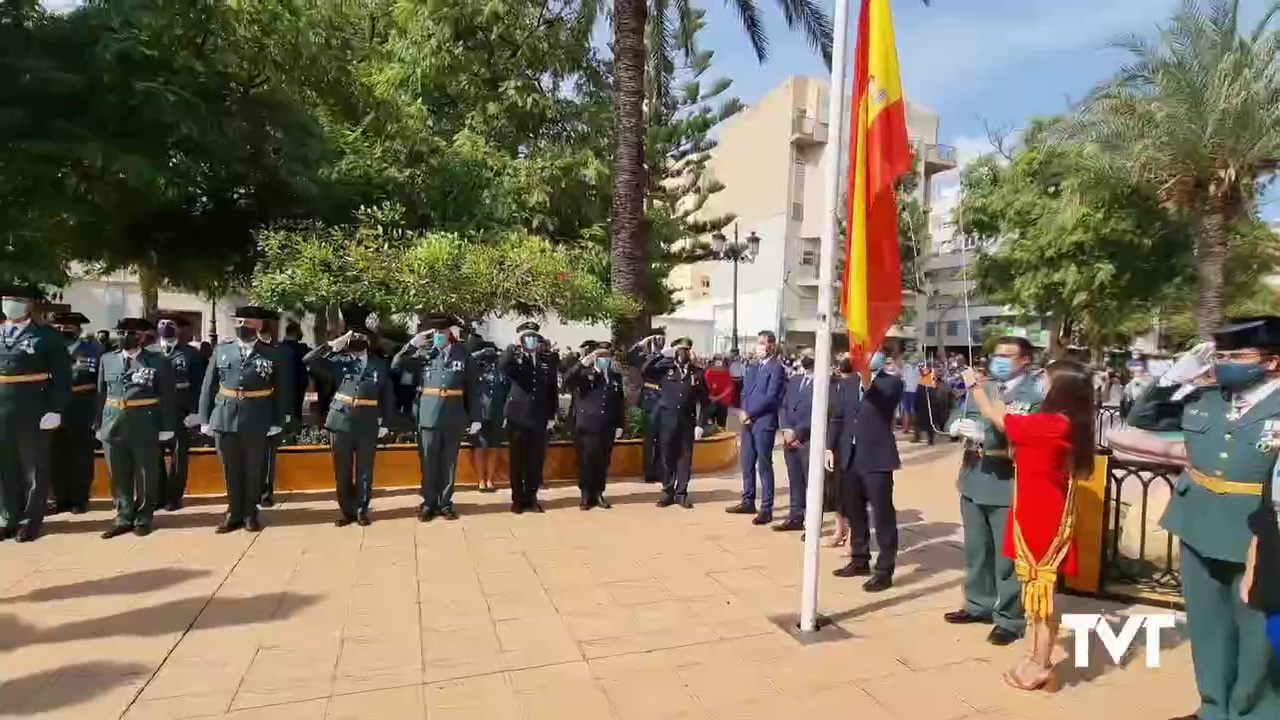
top-left (694, 426), bottom-right (705, 440)
top-left (158, 431), bottom-right (174, 442)
top-left (546, 419), bottom-right (556, 431)
top-left (329, 330), bottom-right (353, 352)
top-left (200, 423), bottom-right (213, 436)
top-left (662, 347), bottom-right (675, 358)
top-left (267, 425), bottom-right (282, 436)
top-left (469, 421), bottom-right (482, 434)
top-left (183, 413), bottom-right (200, 428)
top-left (956, 419), bottom-right (983, 441)
top-left (377, 426), bottom-right (389, 438)
top-left (38, 412), bottom-right (61, 430)
top-left (614, 428), bottom-right (623, 440)
top-left (409, 331), bottom-right (431, 348)
top-left (948, 419), bottom-right (961, 437)
top-left (1160, 341), bottom-right (1214, 387)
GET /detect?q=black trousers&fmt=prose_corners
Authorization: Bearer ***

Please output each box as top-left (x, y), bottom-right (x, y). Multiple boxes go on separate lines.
top-left (842, 464), bottom-right (899, 575)
top-left (0, 428), bottom-right (51, 531)
top-left (330, 430), bottom-right (377, 517)
top-left (642, 407), bottom-right (662, 482)
top-left (576, 430), bottom-right (615, 501)
top-left (51, 421), bottom-right (96, 510)
top-left (159, 429), bottom-right (191, 506)
top-left (104, 436), bottom-right (160, 528)
top-left (215, 432), bottom-right (266, 523)
top-left (658, 413), bottom-right (694, 499)
top-left (507, 424), bottom-right (547, 508)
top-left (912, 390), bottom-right (936, 444)
top-left (709, 404), bottom-right (729, 427)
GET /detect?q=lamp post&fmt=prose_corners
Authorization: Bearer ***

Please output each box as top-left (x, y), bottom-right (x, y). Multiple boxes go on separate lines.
top-left (709, 222), bottom-right (761, 353)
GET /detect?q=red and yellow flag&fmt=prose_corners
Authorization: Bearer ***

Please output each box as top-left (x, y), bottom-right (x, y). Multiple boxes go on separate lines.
top-left (841, 0), bottom-right (911, 353)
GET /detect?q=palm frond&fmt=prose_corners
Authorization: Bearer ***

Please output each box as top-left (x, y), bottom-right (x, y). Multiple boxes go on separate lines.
top-left (724, 0), bottom-right (769, 63)
top-left (769, 0), bottom-right (833, 66)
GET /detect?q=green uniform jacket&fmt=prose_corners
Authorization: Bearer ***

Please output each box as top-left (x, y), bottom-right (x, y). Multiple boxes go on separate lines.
top-left (198, 340), bottom-right (287, 436)
top-left (0, 322), bottom-right (72, 433)
top-left (304, 346), bottom-right (395, 435)
top-left (1128, 383), bottom-right (1278, 563)
top-left (946, 375), bottom-right (1044, 507)
top-left (64, 338), bottom-right (104, 428)
top-left (155, 341), bottom-right (206, 417)
top-left (392, 342), bottom-right (482, 430)
top-left (94, 350), bottom-right (178, 443)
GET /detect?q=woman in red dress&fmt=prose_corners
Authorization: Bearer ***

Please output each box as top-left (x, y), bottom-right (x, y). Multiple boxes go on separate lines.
top-left (966, 360), bottom-right (1095, 692)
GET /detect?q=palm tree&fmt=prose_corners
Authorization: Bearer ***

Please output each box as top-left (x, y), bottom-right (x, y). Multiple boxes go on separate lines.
top-left (602, 0), bottom-right (833, 343)
top-left (1062, 0), bottom-right (1280, 337)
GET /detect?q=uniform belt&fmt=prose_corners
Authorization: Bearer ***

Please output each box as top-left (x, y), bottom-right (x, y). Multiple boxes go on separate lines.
top-left (1188, 469), bottom-right (1263, 496)
top-left (335, 393), bottom-right (379, 407)
top-left (421, 388), bottom-right (464, 397)
top-left (105, 397), bottom-right (159, 408)
top-left (219, 387), bottom-right (274, 399)
top-left (175, 382), bottom-right (190, 389)
top-left (964, 445), bottom-right (1009, 459)
top-left (0, 373), bottom-right (49, 384)
top-left (71, 383), bottom-right (95, 392)
top-left (643, 382), bottom-right (659, 390)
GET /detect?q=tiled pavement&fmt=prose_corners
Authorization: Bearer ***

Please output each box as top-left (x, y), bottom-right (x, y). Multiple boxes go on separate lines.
top-left (0, 441), bottom-right (1196, 719)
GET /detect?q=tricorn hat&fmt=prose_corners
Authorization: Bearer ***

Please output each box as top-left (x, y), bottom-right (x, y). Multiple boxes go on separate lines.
top-left (234, 306), bottom-right (274, 320)
top-left (422, 312), bottom-right (462, 331)
top-left (51, 311), bottom-right (90, 326)
top-left (340, 304), bottom-right (374, 333)
top-left (516, 320), bottom-right (541, 333)
top-left (579, 340), bottom-right (598, 352)
top-left (1214, 316), bottom-right (1280, 352)
top-left (115, 317), bottom-right (153, 332)
top-left (0, 284), bottom-right (46, 301)
top-left (671, 337), bottom-right (693, 348)
top-left (593, 341), bottom-right (613, 352)
top-left (155, 311), bottom-right (191, 327)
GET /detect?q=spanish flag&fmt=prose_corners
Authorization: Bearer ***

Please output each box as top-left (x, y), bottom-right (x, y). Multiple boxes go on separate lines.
top-left (841, 0), bottom-right (911, 352)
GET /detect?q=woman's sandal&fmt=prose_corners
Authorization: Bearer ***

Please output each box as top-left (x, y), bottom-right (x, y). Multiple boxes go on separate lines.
top-left (825, 531), bottom-right (849, 548)
top-left (478, 480), bottom-right (497, 493)
top-left (1001, 665), bottom-right (1058, 693)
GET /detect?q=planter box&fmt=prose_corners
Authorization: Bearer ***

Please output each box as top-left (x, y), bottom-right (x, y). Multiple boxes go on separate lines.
top-left (88, 433), bottom-right (739, 497)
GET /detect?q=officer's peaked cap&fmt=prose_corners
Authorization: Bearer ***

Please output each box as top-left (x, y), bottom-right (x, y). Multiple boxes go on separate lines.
top-left (51, 311), bottom-right (90, 326)
top-left (594, 341), bottom-right (613, 351)
top-left (516, 320), bottom-right (541, 333)
top-left (155, 312), bottom-right (191, 327)
top-left (672, 337), bottom-right (693, 348)
top-left (579, 340), bottom-right (597, 351)
top-left (340, 304), bottom-right (374, 331)
top-left (422, 312), bottom-right (461, 330)
top-left (115, 317), bottom-right (153, 332)
top-left (0, 283), bottom-right (45, 300)
top-left (234, 306), bottom-right (274, 320)
top-left (1215, 316), bottom-right (1280, 352)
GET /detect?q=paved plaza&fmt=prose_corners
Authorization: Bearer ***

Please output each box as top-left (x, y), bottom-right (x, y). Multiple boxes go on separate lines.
top-left (0, 442), bottom-right (1195, 719)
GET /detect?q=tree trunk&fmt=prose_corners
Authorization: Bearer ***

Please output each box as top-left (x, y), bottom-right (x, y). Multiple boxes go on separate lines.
top-left (138, 264), bottom-right (161, 319)
top-left (1048, 316), bottom-right (1066, 360)
top-left (610, 0), bottom-right (647, 350)
top-left (1195, 200), bottom-right (1230, 339)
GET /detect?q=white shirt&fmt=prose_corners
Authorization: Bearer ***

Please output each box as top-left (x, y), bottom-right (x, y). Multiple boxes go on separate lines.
top-left (729, 360), bottom-right (745, 379)
top-left (1228, 377), bottom-right (1280, 421)
top-left (901, 363), bottom-right (920, 391)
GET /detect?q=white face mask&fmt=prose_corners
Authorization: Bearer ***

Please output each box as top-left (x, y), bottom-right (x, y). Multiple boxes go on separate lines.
top-left (2, 299), bottom-right (30, 321)
top-left (756, 344), bottom-right (770, 357)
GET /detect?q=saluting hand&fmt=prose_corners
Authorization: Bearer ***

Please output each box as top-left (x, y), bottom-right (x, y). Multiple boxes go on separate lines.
top-left (580, 350), bottom-right (597, 367)
top-left (330, 330), bottom-right (354, 352)
top-left (408, 331), bottom-right (432, 348)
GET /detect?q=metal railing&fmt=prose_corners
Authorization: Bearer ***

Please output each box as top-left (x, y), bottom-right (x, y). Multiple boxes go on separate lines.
top-left (1095, 405), bottom-right (1126, 448)
top-left (1098, 451), bottom-right (1183, 602)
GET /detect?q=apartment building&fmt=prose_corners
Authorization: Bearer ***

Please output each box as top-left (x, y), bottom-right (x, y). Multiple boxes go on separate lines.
top-left (666, 75), bottom-right (956, 353)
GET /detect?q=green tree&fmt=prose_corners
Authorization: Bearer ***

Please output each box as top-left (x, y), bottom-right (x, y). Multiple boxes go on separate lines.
top-left (1060, 0), bottom-right (1280, 336)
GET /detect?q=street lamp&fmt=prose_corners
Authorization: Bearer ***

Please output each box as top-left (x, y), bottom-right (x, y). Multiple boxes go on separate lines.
top-left (708, 222), bottom-right (761, 352)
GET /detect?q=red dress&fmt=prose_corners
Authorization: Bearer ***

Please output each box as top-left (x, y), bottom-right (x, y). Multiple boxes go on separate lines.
top-left (704, 366), bottom-right (737, 407)
top-left (1002, 412), bottom-right (1078, 578)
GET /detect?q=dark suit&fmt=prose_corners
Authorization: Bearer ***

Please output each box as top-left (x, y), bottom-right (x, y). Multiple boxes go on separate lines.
top-left (1248, 474), bottom-right (1279, 614)
top-left (739, 358), bottom-right (786, 514)
top-left (828, 372), bottom-right (903, 574)
top-left (628, 348), bottom-right (664, 483)
top-left (563, 361), bottom-right (626, 502)
top-left (641, 355), bottom-right (709, 500)
top-left (778, 373), bottom-right (816, 521)
top-left (501, 346), bottom-right (559, 508)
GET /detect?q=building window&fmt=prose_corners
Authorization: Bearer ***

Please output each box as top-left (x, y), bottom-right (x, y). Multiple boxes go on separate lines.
top-left (946, 320), bottom-right (959, 336)
top-left (925, 322), bottom-right (936, 337)
top-left (699, 276), bottom-right (710, 289)
top-left (791, 155), bottom-right (806, 220)
top-left (800, 249), bottom-right (816, 266)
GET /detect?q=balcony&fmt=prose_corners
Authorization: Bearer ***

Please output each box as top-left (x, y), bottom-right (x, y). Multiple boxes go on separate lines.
top-left (792, 114), bottom-right (829, 146)
top-left (921, 142), bottom-right (958, 176)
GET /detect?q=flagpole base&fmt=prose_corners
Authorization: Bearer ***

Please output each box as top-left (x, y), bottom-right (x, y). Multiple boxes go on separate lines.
top-left (769, 613), bottom-right (853, 645)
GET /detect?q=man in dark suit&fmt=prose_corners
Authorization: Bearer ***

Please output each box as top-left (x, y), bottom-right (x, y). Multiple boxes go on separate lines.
top-left (564, 341), bottom-right (626, 510)
top-left (726, 330), bottom-right (787, 525)
top-left (775, 348), bottom-right (817, 531)
top-left (501, 321), bottom-right (559, 513)
top-left (825, 349), bottom-right (903, 592)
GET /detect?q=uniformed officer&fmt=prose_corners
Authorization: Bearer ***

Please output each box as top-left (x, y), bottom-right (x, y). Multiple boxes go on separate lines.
top-left (641, 337), bottom-right (709, 508)
top-left (467, 334), bottom-right (509, 493)
top-left (629, 332), bottom-right (666, 483)
top-left (49, 311), bottom-right (101, 515)
top-left (0, 284), bottom-right (71, 542)
top-left (564, 341), bottom-right (626, 510)
top-left (943, 336), bottom-right (1044, 646)
top-left (1128, 318), bottom-right (1280, 720)
top-left (198, 306), bottom-right (286, 533)
top-left (154, 313), bottom-right (206, 511)
top-left (96, 318), bottom-right (177, 538)
top-left (393, 313), bottom-right (481, 521)
top-left (258, 310), bottom-right (292, 508)
top-left (501, 321), bottom-right (559, 513)
top-left (306, 314), bottom-right (395, 526)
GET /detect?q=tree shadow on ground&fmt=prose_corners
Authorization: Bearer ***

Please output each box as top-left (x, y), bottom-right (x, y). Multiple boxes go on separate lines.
top-left (0, 592), bottom-right (319, 651)
top-left (0, 567), bottom-right (210, 604)
top-left (0, 661), bottom-right (150, 715)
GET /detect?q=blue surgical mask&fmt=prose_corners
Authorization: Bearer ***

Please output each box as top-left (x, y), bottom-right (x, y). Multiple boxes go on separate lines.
top-left (1, 299), bottom-right (29, 321)
top-left (595, 356), bottom-right (610, 372)
top-left (869, 351), bottom-right (885, 372)
top-left (1216, 361), bottom-right (1266, 391)
top-left (521, 334), bottom-right (538, 350)
top-left (432, 332), bottom-right (448, 349)
top-left (988, 357), bottom-right (1013, 380)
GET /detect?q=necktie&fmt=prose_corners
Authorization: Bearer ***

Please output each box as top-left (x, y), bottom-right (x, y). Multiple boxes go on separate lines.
top-left (997, 383), bottom-right (1007, 398)
top-left (1231, 393), bottom-right (1249, 421)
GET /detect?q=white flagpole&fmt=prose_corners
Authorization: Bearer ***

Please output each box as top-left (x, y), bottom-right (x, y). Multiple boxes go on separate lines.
top-left (799, 0), bottom-right (853, 633)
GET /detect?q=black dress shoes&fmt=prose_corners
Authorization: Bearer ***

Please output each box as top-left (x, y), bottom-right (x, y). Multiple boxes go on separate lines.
top-left (357, 511), bottom-right (372, 526)
top-left (245, 516), bottom-right (262, 533)
top-left (579, 500), bottom-right (591, 511)
top-left (751, 512), bottom-right (773, 526)
top-left (596, 496), bottom-right (612, 509)
top-left (215, 519), bottom-right (244, 534)
top-left (987, 627), bottom-right (1022, 646)
top-left (656, 495), bottom-right (674, 508)
top-left (101, 524), bottom-right (132, 540)
top-left (440, 507), bottom-right (458, 520)
top-left (679, 495), bottom-right (693, 509)
top-left (134, 524), bottom-right (152, 537)
top-left (0, 526), bottom-right (17, 541)
top-left (15, 526), bottom-right (39, 543)
top-left (259, 497), bottom-right (275, 508)
top-left (833, 562), bottom-right (872, 578)
top-left (528, 502), bottom-right (544, 513)
top-left (862, 574), bottom-right (892, 592)
top-left (725, 503), bottom-right (756, 515)
top-left (510, 504), bottom-right (524, 514)
top-left (335, 516), bottom-right (355, 527)
top-left (943, 609), bottom-right (993, 625)
top-left (773, 518), bottom-right (804, 532)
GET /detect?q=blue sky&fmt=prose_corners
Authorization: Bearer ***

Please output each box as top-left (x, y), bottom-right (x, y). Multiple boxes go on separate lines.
top-left (694, 0), bottom-right (1279, 217)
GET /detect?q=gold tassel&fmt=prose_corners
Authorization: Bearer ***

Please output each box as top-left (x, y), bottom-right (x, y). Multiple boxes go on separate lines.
top-left (1011, 470), bottom-right (1079, 621)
